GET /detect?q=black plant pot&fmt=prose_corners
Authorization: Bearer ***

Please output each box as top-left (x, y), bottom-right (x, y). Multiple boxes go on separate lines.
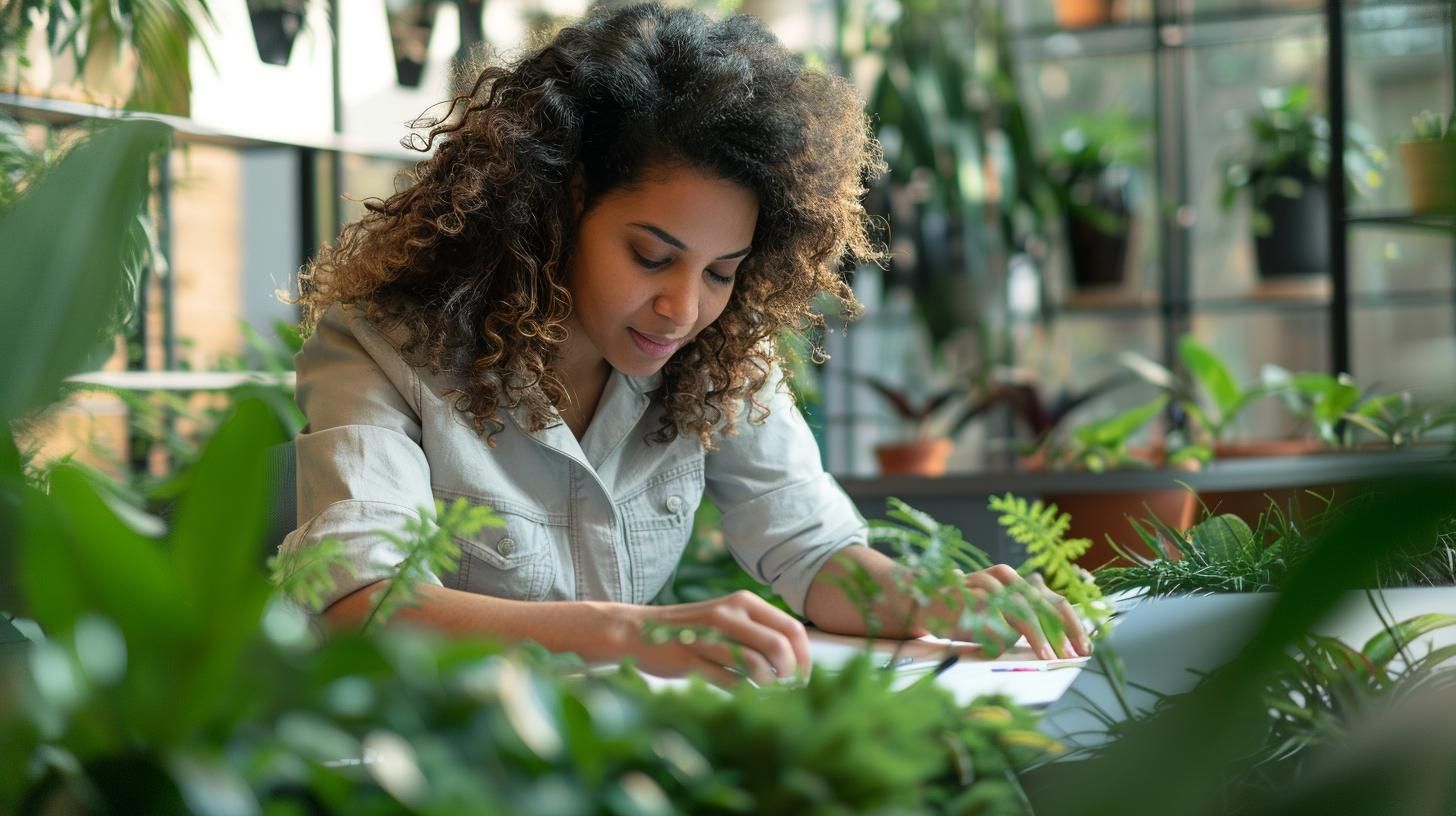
top-left (1253, 178), bottom-right (1328, 279)
top-left (1065, 209), bottom-right (1131, 288)
top-left (248, 7), bottom-right (304, 66)
top-left (1064, 179), bottom-right (1133, 289)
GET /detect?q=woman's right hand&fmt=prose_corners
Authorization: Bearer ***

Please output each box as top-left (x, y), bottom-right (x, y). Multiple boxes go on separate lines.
top-left (602, 590), bottom-right (812, 688)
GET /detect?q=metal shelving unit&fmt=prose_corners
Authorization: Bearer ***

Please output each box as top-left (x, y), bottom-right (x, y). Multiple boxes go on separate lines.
top-left (1005, 0), bottom-right (1454, 389)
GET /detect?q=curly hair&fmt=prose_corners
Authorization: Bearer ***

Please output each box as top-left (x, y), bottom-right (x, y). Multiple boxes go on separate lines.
top-left (298, 2), bottom-right (885, 447)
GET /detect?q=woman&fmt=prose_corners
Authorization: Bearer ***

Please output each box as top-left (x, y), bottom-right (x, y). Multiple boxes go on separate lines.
top-left (283, 3), bottom-right (1089, 686)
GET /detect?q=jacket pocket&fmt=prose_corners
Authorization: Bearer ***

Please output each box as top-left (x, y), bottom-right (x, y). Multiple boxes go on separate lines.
top-left (619, 461), bottom-right (704, 604)
top-left (432, 490), bottom-right (560, 602)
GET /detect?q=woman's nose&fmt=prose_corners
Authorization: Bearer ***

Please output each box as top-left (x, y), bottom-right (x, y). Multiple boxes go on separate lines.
top-left (653, 272), bottom-right (699, 328)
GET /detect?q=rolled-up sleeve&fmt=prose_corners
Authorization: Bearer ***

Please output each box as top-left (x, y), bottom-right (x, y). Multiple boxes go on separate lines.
top-left (278, 305), bottom-right (443, 611)
top-left (705, 371), bottom-right (868, 616)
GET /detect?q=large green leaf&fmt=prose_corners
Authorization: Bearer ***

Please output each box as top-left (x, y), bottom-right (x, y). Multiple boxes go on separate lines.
top-left (1072, 396), bottom-right (1168, 449)
top-left (0, 119), bottom-right (170, 421)
top-left (19, 467), bottom-right (183, 636)
top-left (1179, 337), bottom-right (1242, 426)
top-left (1187, 514), bottom-right (1256, 564)
top-left (168, 398), bottom-right (287, 639)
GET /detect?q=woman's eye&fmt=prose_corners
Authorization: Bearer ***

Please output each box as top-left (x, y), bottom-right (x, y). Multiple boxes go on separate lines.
top-left (706, 269), bottom-right (735, 286)
top-left (631, 249), bottom-right (670, 269)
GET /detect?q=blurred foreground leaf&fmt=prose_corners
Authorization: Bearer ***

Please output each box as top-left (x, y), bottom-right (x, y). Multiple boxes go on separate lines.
top-left (0, 119), bottom-right (170, 421)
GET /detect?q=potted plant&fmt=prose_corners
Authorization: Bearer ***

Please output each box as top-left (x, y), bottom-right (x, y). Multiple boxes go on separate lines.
top-left (1033, 393), bottom-right (1198, 568)
top-left (1045, 110), bottom-right (1149, 290)
top-left (1397, 110), bottom-right (1456, 213)
top-left (1218, 85), bottom-right (1386, 279)
top-left (1054, 0), bottom-right (1121, 29)
top-left (857, 376), bottom-right (966, 477)
top-left (246, 0), bottom-right (309, 66)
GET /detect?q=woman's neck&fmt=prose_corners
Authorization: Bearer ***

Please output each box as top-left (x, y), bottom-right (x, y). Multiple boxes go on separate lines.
top-left (554, 329), bottom-right (612, 440)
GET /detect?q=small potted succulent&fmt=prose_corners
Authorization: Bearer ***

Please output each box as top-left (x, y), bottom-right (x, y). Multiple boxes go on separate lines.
top-left (1045, 110), bottom-right (1150, 290)
top-left (1218, 85), bottom-right (1386, 279)
top-left (1397, 110), bottom-right (1456, 213)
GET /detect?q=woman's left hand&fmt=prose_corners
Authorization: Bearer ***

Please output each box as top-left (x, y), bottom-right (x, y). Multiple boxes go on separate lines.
top-left (916, 564), bottom-right (1092, 660)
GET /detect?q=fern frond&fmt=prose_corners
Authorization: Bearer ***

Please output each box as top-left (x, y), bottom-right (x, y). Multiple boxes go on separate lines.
top-left (268, 538), bottom-right (353, 613)
top-left (989, 493), bottom-right (1106, 628)
top-left (363, 499), bottom-right (504, 632)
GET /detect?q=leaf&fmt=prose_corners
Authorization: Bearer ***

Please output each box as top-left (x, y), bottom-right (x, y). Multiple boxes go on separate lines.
top-left (1362, 613), bottom-right (1456, 670)
top-left (1187, 514), bottom-right (1256, 564)
top-left (1072, 396), bottom-right (1168, 449)
top-left (0, 119), bottom-right (170, 421)
top-left (1179, 337), bottom-right (1242, 425)
top-left (20, 466), bottom-right (183, 636)
top-left (169, 398), bottom-right (288, 622)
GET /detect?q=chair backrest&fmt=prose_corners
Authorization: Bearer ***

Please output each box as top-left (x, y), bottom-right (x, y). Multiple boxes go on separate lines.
top-left (263, 440), bottom-right (297, 559)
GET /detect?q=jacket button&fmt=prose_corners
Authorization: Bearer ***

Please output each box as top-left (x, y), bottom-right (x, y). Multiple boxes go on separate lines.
top-left (665, 495), bottom-right (683, 513)
top-left (496, 537), bottom-right (516, 556)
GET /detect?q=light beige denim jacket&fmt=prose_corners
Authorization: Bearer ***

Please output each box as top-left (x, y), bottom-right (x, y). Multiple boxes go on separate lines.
top-left (279, 304), bottom-right (868, 615)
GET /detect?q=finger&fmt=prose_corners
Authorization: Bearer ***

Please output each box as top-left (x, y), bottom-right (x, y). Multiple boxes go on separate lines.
top-left (1027, 574), bottom-right (1091, 657)
top-left (715, 613), bottom-right (799, 682)
top-left (690, 638), bottom-right (778, 686)
top-left (1055, 596), bottom-right (1092, 656)
top-left (684, 652), bottom-right (750, 689)
top-left (983, 563), bottom-right (1021, 587)
top-left (965, 573), bottom-right (1053, 660)
top-left (736, 593), bottom-right (812, 680)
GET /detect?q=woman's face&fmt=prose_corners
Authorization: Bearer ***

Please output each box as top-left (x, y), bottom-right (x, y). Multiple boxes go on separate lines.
top-left (563, 163), bottom-right (758, 379)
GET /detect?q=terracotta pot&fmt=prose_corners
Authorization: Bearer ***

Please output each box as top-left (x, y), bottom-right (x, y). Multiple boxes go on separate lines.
top-left (874, 438), bottom-right (953, 477)
top-left (1042, 487), bottom-right (1196, 570)
top-left (1398, 140), bottom-right (1456, 214)
top-left (1198, 440), bottom-right (1339, 529)
top-left (1213, 439), bottom-right (1326, 459)
top-left (1055, 0), bottom-right (1115, 28)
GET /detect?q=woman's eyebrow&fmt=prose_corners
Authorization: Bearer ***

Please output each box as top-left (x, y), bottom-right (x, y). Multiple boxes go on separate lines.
top-left (630, 222), bottom-right (752, 260)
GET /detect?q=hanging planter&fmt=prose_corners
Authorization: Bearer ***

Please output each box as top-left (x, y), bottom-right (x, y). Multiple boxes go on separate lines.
top-left (386, 0), bottom-right (440, 88)
top-left (246, 1), bottom-right (307, 67)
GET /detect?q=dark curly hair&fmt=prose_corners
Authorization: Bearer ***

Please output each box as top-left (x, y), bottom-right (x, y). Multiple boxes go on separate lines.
top-left (298, 2), bottom-right (885, 447)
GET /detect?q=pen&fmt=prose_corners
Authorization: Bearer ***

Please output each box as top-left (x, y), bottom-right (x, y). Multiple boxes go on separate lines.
top-left (990, 666), bottom-right (1048, 673)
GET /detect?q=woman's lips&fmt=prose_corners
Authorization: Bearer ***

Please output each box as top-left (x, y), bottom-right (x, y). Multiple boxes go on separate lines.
top-left (629, 328), bottom-right (685, 358)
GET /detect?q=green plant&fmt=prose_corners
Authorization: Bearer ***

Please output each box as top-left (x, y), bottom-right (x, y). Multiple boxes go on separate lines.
top-left (990, 493), bottom-right (1107, 631)
top-left (845, 0), bottom-right (1038, 346)
top-left (1340, 391), bottom-right (1456, 449)
top-left (1050, 606), bottom-right (1456, 812)
top-left (2, 0), bottom-right (217, 114)
top-left (1044, 109), bottom-right (1149, 235)
top-left (856, 374), bottom-right (971, 441)
top-left (1406, 110), bottom-right (1456, 143)
top-left (1263, 365), bottom-right (1456, 450)
top-left (1026, 473), bottom-right (1456, 816)
top-left (1119, 336), bottom-right (1280, 461)
top-left (1096, 494), bottom-right (1456, 598)
top-left (1218, 85), bottom-right (1386, 236)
